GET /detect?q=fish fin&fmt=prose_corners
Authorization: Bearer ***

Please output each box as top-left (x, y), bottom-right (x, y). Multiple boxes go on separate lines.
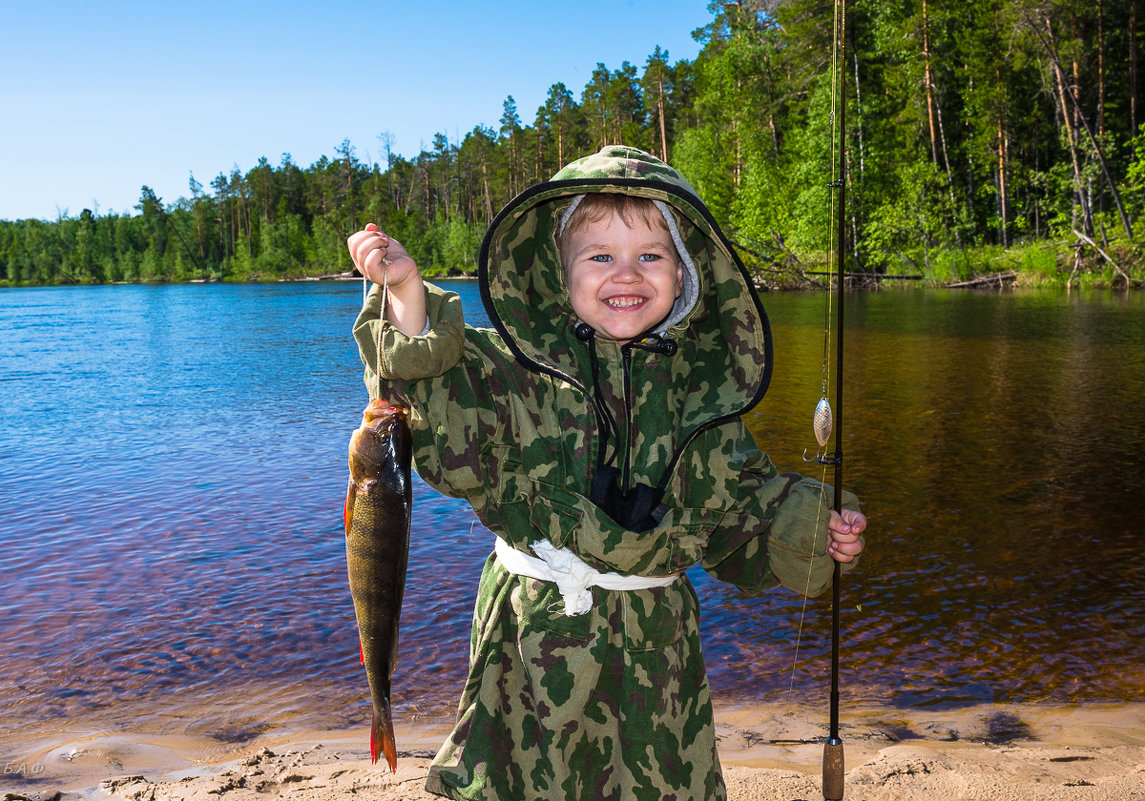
top-left (359, 639), bottom-right (365, 665)
top-left (370, 698), bottom-right (397, 773)
top-left (343, 478), bottom-right (356, 537)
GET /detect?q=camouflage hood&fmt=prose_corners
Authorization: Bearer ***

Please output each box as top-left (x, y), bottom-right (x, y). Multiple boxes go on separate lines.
top-left (478, 145), bottom-right (773, 425)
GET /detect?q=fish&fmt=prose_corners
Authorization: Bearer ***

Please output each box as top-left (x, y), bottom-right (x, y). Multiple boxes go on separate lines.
top-left (343, 398), bottom-right (413, 772)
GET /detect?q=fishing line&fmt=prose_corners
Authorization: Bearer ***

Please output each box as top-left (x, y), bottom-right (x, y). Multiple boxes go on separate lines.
top-left (364, 255), bottom-right (391, 400)
top-left (788, 0), bottom-right (845, 695)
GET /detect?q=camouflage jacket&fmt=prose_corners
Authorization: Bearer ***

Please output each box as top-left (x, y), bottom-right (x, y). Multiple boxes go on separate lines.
top-left (353, 146), bottom-right (861, 801)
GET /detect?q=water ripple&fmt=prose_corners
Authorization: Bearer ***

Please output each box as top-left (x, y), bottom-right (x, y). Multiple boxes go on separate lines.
top-left (1, 283), bottom-right (1143, 745)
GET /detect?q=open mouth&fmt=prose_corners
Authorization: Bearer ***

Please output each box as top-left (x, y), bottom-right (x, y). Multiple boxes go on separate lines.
top-left (604, 296), bottom-right (648, 309)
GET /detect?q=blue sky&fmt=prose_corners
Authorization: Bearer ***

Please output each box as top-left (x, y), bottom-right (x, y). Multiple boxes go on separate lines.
top-left (1, 0), bottom-right (710, 221)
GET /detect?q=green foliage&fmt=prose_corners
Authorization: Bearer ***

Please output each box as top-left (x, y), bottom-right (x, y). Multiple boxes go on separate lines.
top-left (1, 0), bottom-right (1142, 288)
top-left (1126, 123), bottom-right (1145, 220)
top-left (862, 160), bottom-right (957, 272)
top-left (672, 125), bottom-right (735, 223)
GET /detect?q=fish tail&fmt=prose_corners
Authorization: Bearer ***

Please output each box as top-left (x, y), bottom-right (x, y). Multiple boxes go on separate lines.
top-left (370, 697), bottom-right (397, 773)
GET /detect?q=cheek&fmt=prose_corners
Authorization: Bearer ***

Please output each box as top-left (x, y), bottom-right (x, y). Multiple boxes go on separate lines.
top-left (565, 273), bottom-right (593, 317)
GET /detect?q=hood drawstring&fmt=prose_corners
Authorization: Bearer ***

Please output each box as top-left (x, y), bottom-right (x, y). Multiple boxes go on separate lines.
top-left (574, 322), bottom-right (619, 474)
top-left (574, 322), bottom-right (671, 533)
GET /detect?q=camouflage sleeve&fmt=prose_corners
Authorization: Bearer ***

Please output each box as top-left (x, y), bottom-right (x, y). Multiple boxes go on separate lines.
top-left (352, 281), bottom-right (467, 387)
top-left (700, 424), bottom-right (862, 597)
top-left (351, 281), bottom-right (505, 507)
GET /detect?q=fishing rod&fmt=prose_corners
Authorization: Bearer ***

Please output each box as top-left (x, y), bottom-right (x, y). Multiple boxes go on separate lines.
top-left (821, 0), bottom-right (847, 798)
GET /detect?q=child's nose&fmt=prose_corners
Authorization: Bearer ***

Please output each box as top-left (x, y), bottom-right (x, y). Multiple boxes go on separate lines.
top-left (611, 256), bottom-right (641, 282)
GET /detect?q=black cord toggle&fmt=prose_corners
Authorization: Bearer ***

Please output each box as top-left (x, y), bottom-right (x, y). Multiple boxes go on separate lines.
top-left (573, 321), bottom-right (595, 340)
top-left (631, 334), bottom-right (678, 356)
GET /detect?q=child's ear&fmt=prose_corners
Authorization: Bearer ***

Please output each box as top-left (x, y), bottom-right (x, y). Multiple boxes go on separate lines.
top-left (675, 262), bottom-right (684, 298)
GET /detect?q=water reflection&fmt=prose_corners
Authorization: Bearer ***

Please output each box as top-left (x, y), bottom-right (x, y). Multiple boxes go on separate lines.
top-left (722, 288), bottom-right (1145, 707)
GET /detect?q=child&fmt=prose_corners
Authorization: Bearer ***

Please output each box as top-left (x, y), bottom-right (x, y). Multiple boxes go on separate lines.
top-left (347, 146), bottom-right (866, 801)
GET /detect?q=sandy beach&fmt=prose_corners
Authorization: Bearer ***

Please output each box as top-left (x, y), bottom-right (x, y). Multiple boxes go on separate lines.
top-left (5, 701), bottom-right (1142, 801)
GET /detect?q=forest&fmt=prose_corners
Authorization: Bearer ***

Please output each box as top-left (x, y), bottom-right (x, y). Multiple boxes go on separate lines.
top-left (2, 0), bottom-right (1143, 289)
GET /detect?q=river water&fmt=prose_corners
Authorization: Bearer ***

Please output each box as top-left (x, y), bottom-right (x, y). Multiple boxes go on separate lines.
top-left (1, 281), bottom-right (1142, 752)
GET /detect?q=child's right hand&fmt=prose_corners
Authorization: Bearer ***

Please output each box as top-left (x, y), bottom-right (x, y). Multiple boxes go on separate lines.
top-left (347, 223), bottom-right (419, 289)
top-left (347, 223), bottom-right (428, 337)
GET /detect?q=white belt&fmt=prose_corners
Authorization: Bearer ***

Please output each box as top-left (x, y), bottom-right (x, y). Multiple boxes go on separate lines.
top-left (494, 537), bottom-right (682, 617)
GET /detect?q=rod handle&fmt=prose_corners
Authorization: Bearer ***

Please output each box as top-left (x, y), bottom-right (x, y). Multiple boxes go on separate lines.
top-left (823, 736), bottom-right (844, 800)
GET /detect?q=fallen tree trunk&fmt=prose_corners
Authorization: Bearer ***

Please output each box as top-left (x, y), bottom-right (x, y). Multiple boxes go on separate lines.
top-left (946, 272), bottom-right (1017, 289)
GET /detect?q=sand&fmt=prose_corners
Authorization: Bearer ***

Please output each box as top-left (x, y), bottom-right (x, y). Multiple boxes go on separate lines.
top-left (4, 702), bottom-right (1143, 800)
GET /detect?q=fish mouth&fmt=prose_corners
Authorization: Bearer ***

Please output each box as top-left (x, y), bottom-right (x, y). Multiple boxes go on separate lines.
top-left (350, 400), bottom-right (410, 482)
top-left (361, 400), bottom-right (407, 430)
top-left (364, 398), bottom-right (406, 417)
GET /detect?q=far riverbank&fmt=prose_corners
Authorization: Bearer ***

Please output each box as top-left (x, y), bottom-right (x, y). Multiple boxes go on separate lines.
top-left (3, 239), bottom-right (1141, 291)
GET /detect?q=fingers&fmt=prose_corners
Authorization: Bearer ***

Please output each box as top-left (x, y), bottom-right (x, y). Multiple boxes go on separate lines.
top-left (347, 224), bottom-right (386, 249)
top-left (843, 508), bottom-right (867, 534)
top-left (346, 226), bottom-right (391, 282)
top-left (828, 508), bottom-right (866, 537)
top-left (827, 508), bottom-right (866, 563)
top-left (827, 537), bottom-right (862, 562)
top-left (348, 229), bottom-right (389, 260)
top-left (347, 227), bottom-right (419, 290)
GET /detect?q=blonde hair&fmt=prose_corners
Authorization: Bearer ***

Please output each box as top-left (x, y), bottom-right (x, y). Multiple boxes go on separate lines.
top-left (556, 194), bottom-right (669, 269)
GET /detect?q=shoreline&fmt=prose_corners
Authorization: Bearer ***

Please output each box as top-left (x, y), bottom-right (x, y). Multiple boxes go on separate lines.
top-left (3, 265), bottom-right (1142, 291)
top-left (8, 700), bottom-right (1143, 800)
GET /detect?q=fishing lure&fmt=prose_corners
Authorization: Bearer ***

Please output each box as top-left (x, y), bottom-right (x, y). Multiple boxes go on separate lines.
top-left (814, 395), bottom-right (833, 450)
top-left (803, 391), bottom-right (835, 463)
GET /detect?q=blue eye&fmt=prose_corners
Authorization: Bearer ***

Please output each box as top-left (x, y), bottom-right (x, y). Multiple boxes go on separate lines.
top-left (590, 254), bottom-right (611, 262)
top-left (639, 253), bottom-right (661, 262)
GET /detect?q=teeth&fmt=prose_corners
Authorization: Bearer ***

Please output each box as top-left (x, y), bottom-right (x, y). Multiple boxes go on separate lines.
top-left (606, 297), bottom-right (644, 308)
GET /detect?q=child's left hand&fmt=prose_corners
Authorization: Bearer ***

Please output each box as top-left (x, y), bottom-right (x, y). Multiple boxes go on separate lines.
top-left (826, 509), bottom-right (866, 563)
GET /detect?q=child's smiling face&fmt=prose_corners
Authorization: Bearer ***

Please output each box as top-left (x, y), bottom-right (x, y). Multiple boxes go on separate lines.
top-left (562, 209), bottom-right (683, 343)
